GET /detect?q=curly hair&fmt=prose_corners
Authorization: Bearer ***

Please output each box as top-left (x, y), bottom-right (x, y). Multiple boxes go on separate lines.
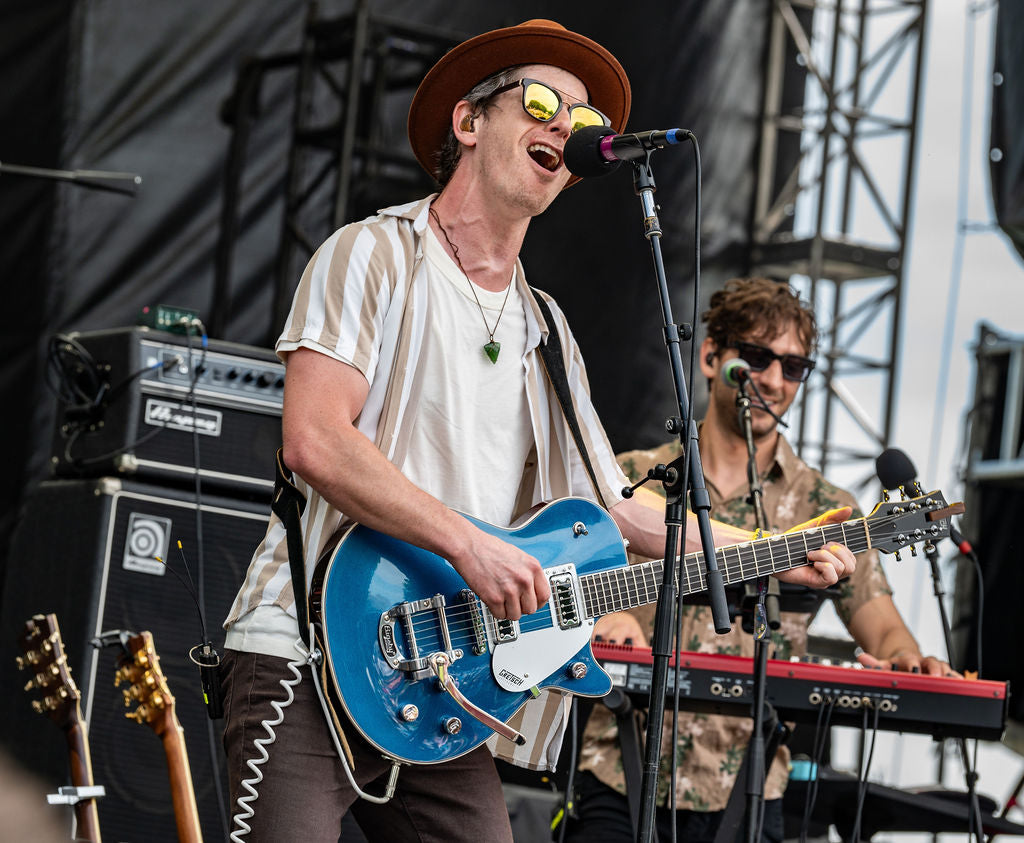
top-left (434, 65), bottom-right (524, 186)
top-left (702, 277), bottom-right (818, 356)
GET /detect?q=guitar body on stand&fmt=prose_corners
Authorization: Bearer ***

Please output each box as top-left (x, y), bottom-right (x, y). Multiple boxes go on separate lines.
top-left (311, 492), bottom-right (962, 766)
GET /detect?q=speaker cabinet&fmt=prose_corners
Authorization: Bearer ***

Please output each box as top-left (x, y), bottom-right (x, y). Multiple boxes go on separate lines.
top-left (1, 478), bottom-right (270, 842)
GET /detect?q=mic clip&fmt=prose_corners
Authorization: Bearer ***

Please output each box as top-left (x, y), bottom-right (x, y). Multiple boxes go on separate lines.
top-left (191, 641), bottom-right (224, 720)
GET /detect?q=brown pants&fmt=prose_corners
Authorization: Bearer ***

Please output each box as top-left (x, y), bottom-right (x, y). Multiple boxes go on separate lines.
top-left (220, 649), bottom-right (514, 842)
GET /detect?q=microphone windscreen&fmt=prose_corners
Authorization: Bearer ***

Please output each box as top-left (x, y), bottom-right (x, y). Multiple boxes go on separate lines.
top-left (720, 358), bottom-right (750, 387)
top-left (875, 447), bottom-right (917, 489)
top-left (563, 125), bottom-right (620, 178)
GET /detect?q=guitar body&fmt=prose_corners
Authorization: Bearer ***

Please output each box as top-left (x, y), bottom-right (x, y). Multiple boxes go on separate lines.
top-left (315, 497), bottom-right (628, 764)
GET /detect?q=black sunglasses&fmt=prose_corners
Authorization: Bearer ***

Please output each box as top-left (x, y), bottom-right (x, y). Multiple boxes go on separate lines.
top-left (731, 341), bottom-right (815, 383)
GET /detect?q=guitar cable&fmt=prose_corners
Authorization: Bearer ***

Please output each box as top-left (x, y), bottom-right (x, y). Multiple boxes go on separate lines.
top-left (229, 637), bottom-right (307, 842)
top-left (229, 628), bottom-right (400, 842)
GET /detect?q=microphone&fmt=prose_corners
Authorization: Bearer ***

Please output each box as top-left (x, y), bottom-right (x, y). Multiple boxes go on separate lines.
top-left (563, 124), bottom-right (692, 178)
top-left (875, 447), bottom-right (916, 490)
top-left (875, 447), bottom-right (974, 555)
top-left (720, 358), bottom-right (751, 388)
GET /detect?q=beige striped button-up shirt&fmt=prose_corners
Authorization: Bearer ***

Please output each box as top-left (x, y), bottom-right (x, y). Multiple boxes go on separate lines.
top-left (224, 194), bottom-right (629, 770)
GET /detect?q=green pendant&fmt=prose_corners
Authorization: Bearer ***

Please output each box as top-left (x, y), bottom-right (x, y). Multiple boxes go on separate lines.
top-left (483, 340), bottom-right (501, 364)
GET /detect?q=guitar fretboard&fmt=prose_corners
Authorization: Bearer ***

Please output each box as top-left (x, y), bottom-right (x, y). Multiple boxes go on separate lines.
top-left (579, 520), bottom-right (870, 619)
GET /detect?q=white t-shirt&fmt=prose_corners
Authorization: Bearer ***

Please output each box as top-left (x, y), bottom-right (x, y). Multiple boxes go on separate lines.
top-left (404, 227), bottom-right (532, 527)
top-left (227, 228), bottom-right (534, 653)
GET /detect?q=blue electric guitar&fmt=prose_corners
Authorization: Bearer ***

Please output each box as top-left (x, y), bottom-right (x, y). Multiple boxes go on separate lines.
top-left (310, 491), bottom-right (962, 765)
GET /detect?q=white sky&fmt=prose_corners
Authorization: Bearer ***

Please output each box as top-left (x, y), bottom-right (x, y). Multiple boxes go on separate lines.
top-left (788, 0), bottom-right (1024, 826)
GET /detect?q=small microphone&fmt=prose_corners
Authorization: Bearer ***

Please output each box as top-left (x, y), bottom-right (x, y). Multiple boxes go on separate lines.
top-left (875, 447), bottom-right (917, 490)
top-left (720, 358), bottom-right (751, 388)
top-left (563, 124), bottom-right (692, 177)
top-left (875, 447), bottom-right (974, 555)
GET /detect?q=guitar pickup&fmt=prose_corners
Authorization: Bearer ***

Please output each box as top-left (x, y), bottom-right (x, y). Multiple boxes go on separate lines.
top-left (492, 617), bottom-right (518, 643)
top-left (550, 573), bottom-right (581, 630)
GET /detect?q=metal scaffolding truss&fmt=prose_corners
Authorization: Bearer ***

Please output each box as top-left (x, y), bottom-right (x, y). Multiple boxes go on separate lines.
top-left (750, 0), bottom-right (929, 486)
top-left (211, 1), bottom-right (463, 342)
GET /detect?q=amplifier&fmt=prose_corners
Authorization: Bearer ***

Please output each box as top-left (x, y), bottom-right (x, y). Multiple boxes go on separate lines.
top-left (1, 477), bottom-right (271, 842)
top-left (50, 327), bottom-right (284, 497)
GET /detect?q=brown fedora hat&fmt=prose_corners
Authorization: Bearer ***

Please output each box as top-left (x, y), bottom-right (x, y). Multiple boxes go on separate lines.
top-left (408, 19), bottom-right (631, 186)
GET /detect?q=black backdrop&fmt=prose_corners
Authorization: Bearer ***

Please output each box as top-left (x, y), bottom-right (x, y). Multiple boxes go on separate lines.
top-left (0, 0), bottom-right (772, 577)
top-left (991, 0), bottom-right (1024, 263)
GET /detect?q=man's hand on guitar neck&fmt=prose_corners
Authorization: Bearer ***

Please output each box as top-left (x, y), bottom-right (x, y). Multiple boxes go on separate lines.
top-left (612, 494), bottom-right (857, 589)
top-left (770, 506), bottom-right (857, 588)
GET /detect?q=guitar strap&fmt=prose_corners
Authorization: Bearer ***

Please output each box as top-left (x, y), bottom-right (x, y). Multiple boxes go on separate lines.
top-left (272, 448), bottom-right (310, 649)
top-left (530, 288), bottom-right (607, 510)
top-left (272, 449), bottom-right (358, 769)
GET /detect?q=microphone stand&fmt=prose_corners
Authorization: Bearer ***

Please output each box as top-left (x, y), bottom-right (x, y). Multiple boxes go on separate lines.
top-left (734, 379), bottom-right (780, 843)
top-left (922, 534), bottom-right (983, 841)
top-left (0, 161), bottom-right (142, 195)
top-left (628, 148), bottom-right (731, 843)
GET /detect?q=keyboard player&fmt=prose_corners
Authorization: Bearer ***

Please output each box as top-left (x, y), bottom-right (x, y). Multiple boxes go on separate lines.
top-left (566, 278), bottom-right (957, 843)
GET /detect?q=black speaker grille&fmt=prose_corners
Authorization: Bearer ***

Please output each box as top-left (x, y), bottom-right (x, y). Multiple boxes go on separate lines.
top-left (1, 479), bottom-right (270, 841)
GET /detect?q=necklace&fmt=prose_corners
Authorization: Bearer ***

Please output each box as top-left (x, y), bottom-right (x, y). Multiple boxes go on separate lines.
top-left (429, 206), bottom-right (512, 364)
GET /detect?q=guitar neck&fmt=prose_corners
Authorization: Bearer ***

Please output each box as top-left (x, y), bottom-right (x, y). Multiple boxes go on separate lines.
top-left (160, 719), bottom-right (203, 843)
top-left (66, 715), bottom-right (103, 843)
top-left (580, 519), bottom-right (868, 618)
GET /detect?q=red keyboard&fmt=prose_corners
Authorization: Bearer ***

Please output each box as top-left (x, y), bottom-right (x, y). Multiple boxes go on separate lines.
top-left (592, 643), bottom-right (1009, 741)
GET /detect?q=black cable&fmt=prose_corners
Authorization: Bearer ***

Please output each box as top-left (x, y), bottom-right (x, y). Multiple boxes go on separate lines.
top-left (800, 696), bottom-right (836, 843)
top-left (849, 705), bottom-right (881, 843)
top-left (53, 342), bottom-right (183, 469)
top-left (557, 701), bottom-right (579, 843)
top-left (178, 319), bottom-right (228, 839)
top-left (46, 334), bottom-right (103, 407)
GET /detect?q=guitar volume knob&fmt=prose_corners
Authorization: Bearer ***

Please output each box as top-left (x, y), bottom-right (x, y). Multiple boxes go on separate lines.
top-left (569, 662), bottom-right (588, 679)
top-left (443, 717), bottom-right (462, 735)
top-left (399, 704), bottom-right (419, 722)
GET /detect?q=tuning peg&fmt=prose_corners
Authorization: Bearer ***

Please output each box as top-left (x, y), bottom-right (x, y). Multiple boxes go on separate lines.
top-left (881, 489), bottom-right (890, 502)
top-left (909, 545), bottom-right (918, 557)
top-left (894, 550), bottom-right (902, 561)
top-left (127, 705), bottom-right (148, 725)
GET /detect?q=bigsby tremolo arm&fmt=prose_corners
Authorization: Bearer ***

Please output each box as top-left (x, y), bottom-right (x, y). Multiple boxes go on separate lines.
top-left (429, 653), bottom-right (526, 746)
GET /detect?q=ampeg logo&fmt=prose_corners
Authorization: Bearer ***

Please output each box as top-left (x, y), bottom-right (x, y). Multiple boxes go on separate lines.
top-left (123, 512), bottom-right (172, 575)
top-left (144, 398), bottom-right (222, 436)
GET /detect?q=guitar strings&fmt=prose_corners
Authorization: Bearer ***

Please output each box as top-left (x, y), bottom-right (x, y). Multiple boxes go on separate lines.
top-left (401, 510), bottom-right (928, 651)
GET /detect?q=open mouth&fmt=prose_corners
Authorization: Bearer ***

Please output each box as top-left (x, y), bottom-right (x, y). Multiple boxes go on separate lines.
top-left (527, 143), bottom-right (561, 172)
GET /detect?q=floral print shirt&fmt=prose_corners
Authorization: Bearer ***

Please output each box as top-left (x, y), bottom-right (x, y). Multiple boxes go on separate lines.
top-left (577, 434), bottom-right (893, 810)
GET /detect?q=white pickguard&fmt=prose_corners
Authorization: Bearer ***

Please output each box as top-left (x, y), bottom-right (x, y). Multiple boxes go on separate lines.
top-left (490, 564), bottom-right (594, 692)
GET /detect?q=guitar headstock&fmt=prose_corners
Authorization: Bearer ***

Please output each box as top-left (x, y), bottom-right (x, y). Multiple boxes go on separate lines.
top-left (114, 630), bottom-right (177, 737)
top-left (865, 490), bottom-right (965, 555)
top-left (16, 613), bottom-right (81, 728)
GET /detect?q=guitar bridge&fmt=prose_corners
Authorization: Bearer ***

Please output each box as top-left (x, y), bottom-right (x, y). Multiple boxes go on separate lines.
top-left (458, 589), bottom-right (488, 655)
top-left (378, 594), bottom-right (462, 680)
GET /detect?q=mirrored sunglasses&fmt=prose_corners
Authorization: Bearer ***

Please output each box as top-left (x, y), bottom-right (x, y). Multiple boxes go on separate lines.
top-left (731, 341), bottom-right (815, 383)
top-left (490, 77), bottom-right (611, 134)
